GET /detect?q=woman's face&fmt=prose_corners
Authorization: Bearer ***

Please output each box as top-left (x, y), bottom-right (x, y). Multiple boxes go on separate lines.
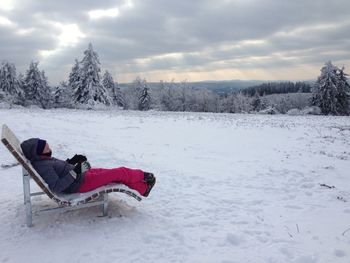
top-left (43, 143), bottom-right (51, 154)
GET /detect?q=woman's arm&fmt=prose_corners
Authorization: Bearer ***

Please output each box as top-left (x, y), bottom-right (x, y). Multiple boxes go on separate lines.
top-left (35, 163), bottom-right (75, 193)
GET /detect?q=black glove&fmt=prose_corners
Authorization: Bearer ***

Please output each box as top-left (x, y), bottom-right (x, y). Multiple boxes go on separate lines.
top-left (66, 154), bottom-right (87, 165)
top-left (73, 163), bottom-right (82, 175)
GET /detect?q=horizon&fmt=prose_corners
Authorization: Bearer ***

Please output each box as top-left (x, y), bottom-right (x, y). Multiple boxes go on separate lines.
top-left (1, 0), bottom-right (349, 84)
top-left (130, 78), bottom-right (316, 83)
top-left (117, 78), bottom-right (315, 85)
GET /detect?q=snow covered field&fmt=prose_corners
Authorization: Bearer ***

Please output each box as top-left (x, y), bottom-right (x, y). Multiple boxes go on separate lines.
top-left (0, 108), bottom-right (350, 263)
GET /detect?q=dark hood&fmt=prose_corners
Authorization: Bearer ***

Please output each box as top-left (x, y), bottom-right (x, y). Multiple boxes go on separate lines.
top-left (20, 138), bottom-right (43, 161)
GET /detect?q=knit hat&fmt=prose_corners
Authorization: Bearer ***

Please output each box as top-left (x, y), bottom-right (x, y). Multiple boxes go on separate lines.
top-left (36, 139), bottom-right (47, 155)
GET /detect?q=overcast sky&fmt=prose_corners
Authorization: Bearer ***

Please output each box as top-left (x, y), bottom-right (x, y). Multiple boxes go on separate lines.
top-left (0, 0), bottom-right (349, 84)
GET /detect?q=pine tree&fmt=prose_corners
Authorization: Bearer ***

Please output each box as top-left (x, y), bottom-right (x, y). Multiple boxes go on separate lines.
top-left (41, 70), bottom-right (53, 108)
top-left (18, 73), bottom-right (25, 91)
top-left (69, 59), bottom-right (81, 100)
top-left (138, 80), bottom-right (151, 111)
top-left (114, 83), bottom-right (125, 108)
top-left (17, 73), bottom-right (26, 105)
top-left (0, 61), bottom-right (24, 105)
top-left (312, 61), bottom-right (350, 115)
top-left (23, 62), bottom-right (51, 108)
top-left (53, 81), bottom-right (73, 108)
top-left (74, 43), bottom-right (111, 107)
top-left (251, 91), bottom-right (262, 111)
top-left (336, 67), bottom-right (350, 115)
top-left (102, 70), bottom-right (116, 104)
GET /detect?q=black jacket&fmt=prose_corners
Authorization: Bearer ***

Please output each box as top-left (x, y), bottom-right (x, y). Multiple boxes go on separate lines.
top-left (20, 138), bottom-right (84, 194)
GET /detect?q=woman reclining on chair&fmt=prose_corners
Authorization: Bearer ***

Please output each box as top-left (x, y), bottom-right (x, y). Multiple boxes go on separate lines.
top-left (20, 138), bottom-right (156, 197)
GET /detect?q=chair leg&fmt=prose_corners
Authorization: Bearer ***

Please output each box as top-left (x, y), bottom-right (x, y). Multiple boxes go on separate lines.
top-left (22, 169), bottom-right (33, 227)
top-left (102, 193), bottom-right (108, 217)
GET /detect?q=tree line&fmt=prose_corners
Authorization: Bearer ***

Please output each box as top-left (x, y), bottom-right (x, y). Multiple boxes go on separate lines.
top-left (241, 81), bottom-right (311, 97)
top-left (0, 43), bottom-right (349, 115)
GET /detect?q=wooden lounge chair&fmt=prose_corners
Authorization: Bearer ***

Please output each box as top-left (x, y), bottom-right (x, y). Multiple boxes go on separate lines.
top-left (1, 124), bottom-right (142, 227)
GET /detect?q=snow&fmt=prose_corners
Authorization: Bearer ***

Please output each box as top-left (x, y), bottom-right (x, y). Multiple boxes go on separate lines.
top-left (0, 108), bottom-right (350, 263)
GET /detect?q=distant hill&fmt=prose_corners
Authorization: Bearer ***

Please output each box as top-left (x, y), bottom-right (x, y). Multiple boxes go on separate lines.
top-left (118, 80), bottom-right (314, 96)
top-left (187, 80), bottom-right (265, 95)
top-left (119, 80), bottom-right (266, 95)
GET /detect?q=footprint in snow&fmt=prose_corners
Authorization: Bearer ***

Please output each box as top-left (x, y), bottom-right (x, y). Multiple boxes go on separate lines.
top-left (334, 249), bottom-right (346, 257)
top-left (224, 233), bottom-right (243, 246)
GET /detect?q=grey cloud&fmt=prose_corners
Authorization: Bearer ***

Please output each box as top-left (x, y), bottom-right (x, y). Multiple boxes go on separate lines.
top-left (0, 0), bottom-right (350, 83)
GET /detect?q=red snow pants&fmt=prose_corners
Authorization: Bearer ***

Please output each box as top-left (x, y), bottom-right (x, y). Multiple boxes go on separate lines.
top-left (78, 167), bottom-right (147, 196)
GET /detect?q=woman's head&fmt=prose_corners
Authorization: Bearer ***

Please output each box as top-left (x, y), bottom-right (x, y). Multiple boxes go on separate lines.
top-left (36, 139), bottom-right (52, 157)
top-left (21, 138), bottom-right (52, 161)
top-left (36, 139), bottom-right (46, 155)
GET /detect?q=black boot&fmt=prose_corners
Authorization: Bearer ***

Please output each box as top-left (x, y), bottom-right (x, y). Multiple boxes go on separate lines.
top-left (143, 172), bottom-right (156, 197)
top-left (144, 172), bottom-right (155, 183)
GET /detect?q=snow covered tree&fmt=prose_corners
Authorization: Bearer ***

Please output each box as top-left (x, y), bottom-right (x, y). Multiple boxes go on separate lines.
top-left (124, 76), bottom-right (144, 110)
top-left (138, 80), bottom-right (151, 111)
top-left (23, 61), bottom-right (51, 108)
top-left (336, 66), bottom-right (350, 115)
top-left (217, 94), bottom-right (229, 113)
top-left (18, 73), bottom-right (25, 90)
top-left (101, 70), bottom-right (126, 108)
top-left (0, 61), bottom-right (24, 105)
top-left (231, 92), bottom-right (252, 113)
top-left (251, 91), bottom-right (262, 111)
top-left (312, 61), bottom-right (350, 115)
top-left (196, 89), bottom-right (218, 112)
top-left (102, 70), bottom-right (117, 105)
top-left (114, 83), bottom-right (125, 108)
top-left (68, 59), bottom-right (81, 96)
top-left (219, 94), bottom-right (235, 113)
top-left (219, 92), bottom-right (252, 113)
top-left (73, 43), bottom-right (111, 107)
top-left (165, 81), bottom-right (196, 112)
top-left (155, 81), bottom-right (219, 112)
top-left (41, 70), bottom-right (54, 108)
top-left (53, 81), bottom-right (73, 108)
top-left (158, 81), bottom-right (178, 111)
top-left (311, 61), bottom-right (338, 115)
